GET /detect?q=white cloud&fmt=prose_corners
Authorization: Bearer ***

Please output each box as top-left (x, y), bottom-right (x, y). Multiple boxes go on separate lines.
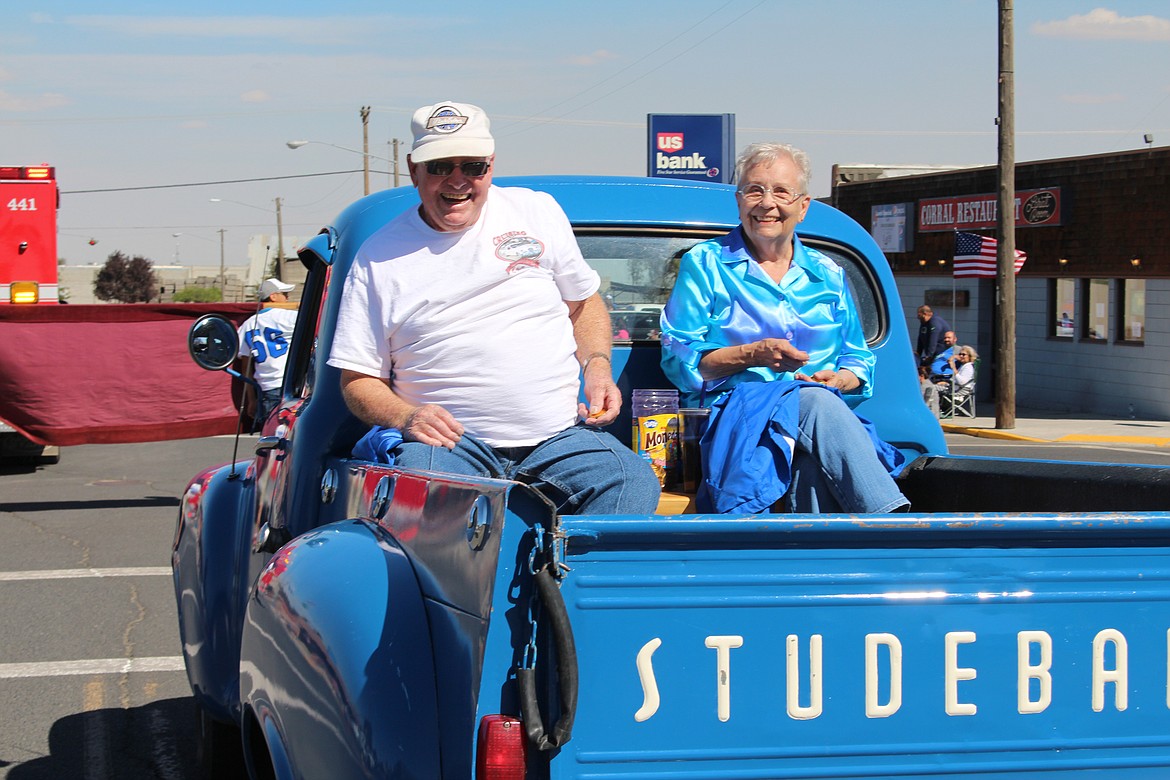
top-left (1032, 8), bottom-right (1170, 41)
top-left (0, 89), bottom-right (69, 111)
top-left (240, 89), bottom-right (270, 104)
top-left (566, 49), bottom-right (621, 66)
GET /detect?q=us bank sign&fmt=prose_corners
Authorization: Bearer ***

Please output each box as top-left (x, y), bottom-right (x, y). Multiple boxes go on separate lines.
top-left (647, 114), bottom-right (735, 184)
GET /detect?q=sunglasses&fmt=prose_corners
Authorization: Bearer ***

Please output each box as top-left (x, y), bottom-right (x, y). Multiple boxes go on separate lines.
top-left (424, 160), bottom-right (491, 177)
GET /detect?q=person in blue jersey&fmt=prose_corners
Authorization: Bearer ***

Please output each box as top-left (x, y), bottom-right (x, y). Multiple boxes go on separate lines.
top-left (660, 142), bottom-right (908, 514)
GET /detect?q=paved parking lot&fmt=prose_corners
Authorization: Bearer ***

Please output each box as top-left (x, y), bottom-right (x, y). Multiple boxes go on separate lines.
top-left (0, 436), bottom-right (245, 779)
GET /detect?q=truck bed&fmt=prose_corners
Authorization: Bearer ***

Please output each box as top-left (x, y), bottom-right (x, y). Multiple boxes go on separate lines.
top-left (546, 509), bottom-right (1170, 778)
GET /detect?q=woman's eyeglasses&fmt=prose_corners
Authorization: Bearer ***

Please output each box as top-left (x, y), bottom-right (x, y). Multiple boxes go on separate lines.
top-left (736, 184), bottom-right (805, 205)
top-left (425, 160), bottom-right (491, 177)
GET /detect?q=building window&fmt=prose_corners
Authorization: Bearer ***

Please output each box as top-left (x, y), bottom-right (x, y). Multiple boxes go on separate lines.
top-left (1081, 279), bottom-right (1109, 341)
top-left (1050, 278), bottom-right (1075, 338)
top-left (1118, 279), bottom-right (1145, 344)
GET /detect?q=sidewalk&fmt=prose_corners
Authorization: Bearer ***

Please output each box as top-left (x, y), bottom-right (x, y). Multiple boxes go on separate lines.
top-left (940, 407), bottom-right (1170, 446)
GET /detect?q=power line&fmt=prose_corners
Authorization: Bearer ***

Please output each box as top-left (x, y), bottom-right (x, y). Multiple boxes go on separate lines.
top-left (62, 169), bottom-right (366, 194)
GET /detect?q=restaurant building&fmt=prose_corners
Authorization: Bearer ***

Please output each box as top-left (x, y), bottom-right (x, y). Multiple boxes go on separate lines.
top-left (831, 145), bottom-right (1168, 419)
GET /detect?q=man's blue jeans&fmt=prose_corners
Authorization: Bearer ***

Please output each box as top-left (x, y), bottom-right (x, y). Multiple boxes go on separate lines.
top-left (783, 387), bottom-right (909, 514)
top-left (393, 423), bottom-right (661, 515)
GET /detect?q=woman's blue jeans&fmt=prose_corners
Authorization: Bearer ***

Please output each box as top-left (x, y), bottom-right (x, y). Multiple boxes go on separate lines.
top-left (393, 423), bottom-right (661, 516)
top-left (783, 387), bottom-right (909, 514)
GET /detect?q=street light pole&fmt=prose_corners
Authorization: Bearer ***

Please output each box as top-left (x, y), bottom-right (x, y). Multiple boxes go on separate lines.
top-left (275, 197), bottom-right (284, 280)
top-left (218, 228), bottom-right (226, 298)
top-left (360, 105), bottom-right (371, 196)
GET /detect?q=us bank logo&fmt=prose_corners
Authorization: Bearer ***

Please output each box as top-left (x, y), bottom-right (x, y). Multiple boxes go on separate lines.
top-left (657, 133), bottom-right (684, 152)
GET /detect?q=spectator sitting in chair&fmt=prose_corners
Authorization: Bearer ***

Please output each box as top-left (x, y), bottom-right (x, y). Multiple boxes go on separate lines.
top-left (937, 345), bottom-right (978, 415)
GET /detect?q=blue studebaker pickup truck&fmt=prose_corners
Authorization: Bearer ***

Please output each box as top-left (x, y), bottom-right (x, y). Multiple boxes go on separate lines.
top-left (177, 176), bottom-right (1170, 779)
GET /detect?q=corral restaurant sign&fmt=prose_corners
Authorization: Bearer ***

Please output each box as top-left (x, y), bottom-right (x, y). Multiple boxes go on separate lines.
top-left (918, 188), bottom-right (1061, 232)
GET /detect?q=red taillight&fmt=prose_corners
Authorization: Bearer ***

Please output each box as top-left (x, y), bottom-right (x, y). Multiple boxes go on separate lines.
top-left (476, 715), bottom-right (527, 780)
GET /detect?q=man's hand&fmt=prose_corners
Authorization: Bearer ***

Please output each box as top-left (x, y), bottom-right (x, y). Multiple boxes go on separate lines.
top-left (578, 356), bottom-right (621, 426)
top-left (340, 370), bottom-right (465, 449)
top-left (402, 404), bottom-right (464, 449)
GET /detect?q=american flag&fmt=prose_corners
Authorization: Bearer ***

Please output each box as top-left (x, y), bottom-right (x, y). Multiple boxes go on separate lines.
top-left (953, 231), bottom-right (1027, 278)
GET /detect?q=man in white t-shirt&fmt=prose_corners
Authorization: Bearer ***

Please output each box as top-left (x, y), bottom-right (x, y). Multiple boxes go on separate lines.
top-left (327, 101), bottom-right (659, 515)
top-left (237, 278), bottom-right (299, 430)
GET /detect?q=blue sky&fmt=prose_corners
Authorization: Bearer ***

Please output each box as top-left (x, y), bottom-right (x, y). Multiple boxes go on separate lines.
top-left (3, 1), bottom-right (1168, 269)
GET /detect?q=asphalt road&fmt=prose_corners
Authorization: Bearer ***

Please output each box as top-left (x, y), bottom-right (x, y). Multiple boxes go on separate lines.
top-left (2, 432), bottom-right (1170, 779)
top-left (944, 432), bottom-right (1170, 465)
top-left (0, 435), bottom-right (249, 780)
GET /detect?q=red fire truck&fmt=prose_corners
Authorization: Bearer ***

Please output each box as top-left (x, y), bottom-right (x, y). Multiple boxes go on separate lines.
top-left (1, 164), bottom-right (59, 305)
top-left (1, 164), bottom-right (61, 461)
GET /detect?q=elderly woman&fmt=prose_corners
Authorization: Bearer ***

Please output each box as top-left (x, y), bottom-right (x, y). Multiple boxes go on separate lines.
top-left (661, 142), bottom-right (908, 514)
top-left (938, 345), bottom-right (979, 416)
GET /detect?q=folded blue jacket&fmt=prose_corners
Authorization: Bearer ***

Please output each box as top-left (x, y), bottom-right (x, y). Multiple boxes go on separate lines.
top-left (697, 381), bottom-right (905, 514)
top-left (352, 426), bottom-right (404, 464)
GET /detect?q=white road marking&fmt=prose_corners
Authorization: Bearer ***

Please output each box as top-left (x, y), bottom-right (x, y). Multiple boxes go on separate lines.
top-left (0, 656), bottom-right (185, 679)
top-left (0, 567), bottom-right (171, 582)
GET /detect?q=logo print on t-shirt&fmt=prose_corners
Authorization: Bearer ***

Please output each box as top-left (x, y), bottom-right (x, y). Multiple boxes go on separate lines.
top-left (494, 233), bottom-right (545, 274)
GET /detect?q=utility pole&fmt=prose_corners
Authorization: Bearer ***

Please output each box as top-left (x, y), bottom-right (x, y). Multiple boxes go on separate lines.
top-left (217, 228), bottom-right (227, 300)
top-left (275, 197), bottom-right (285, 281)
top-left (392, 138), bottom-right (401, 188)
top-left (360, 105), bottom-right (371, 196)
top-left (996, 0), bottom-right (1016, 429)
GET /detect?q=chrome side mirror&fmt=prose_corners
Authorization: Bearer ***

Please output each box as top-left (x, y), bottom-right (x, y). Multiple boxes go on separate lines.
top-left (188, 314), bottom-right (239, 371)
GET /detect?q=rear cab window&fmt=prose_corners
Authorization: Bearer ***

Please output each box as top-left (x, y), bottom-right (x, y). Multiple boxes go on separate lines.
top-left (576, 229), bottom-right (885, 345)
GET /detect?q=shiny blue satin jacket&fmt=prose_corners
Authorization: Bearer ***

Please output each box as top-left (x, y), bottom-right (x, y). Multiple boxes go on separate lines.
top-left (660, 227), bottom-right (875, 408)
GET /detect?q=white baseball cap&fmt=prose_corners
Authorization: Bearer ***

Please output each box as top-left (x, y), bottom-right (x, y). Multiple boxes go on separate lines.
top-left (259, 278), bottom-right (294, 300)
top-left (409, 101), bottom-right (495, 164)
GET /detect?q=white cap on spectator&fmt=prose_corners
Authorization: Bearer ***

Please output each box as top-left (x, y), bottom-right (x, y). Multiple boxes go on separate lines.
top-left (259, 278), bottom-right (294, 300)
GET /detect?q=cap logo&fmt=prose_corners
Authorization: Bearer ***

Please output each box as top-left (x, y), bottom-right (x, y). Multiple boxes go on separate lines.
top-left (426, 106), bottom-right (469, 134)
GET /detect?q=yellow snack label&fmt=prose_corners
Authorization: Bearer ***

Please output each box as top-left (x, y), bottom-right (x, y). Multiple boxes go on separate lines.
top-left (635, 413), bottom-right (679, 486)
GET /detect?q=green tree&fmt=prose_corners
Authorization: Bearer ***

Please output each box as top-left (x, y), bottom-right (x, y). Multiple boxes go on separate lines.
top-left (173, 286), bottom-right (222, 303)
top-left (94, 251), bottom-right (159, 303)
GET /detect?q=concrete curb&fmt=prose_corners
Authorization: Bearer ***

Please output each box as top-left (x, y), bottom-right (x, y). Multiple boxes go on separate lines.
top-left (939, 424), bottom-right (1046, 442)
top-left (940, 423), bottom-right (1170, 447)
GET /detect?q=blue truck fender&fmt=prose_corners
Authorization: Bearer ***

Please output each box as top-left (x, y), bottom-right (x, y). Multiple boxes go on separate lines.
top-left (238, 518), bottom-right (442, 780)
top-left (172, 460), bottom-right (256, 722)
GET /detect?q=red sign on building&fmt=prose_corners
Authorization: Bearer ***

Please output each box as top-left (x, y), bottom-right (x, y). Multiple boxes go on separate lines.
top-left (918, 187), bottom-right (1061, 232)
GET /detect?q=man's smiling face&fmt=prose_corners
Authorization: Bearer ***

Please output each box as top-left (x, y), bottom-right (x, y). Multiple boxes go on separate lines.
top-left (409, 155), bottom-right (494, 232)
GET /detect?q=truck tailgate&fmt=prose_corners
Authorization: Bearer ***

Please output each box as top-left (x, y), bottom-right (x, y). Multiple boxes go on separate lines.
top-left (550, 513), bottom-right (1170, 779)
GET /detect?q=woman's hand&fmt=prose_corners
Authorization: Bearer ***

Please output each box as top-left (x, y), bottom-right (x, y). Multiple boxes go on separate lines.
top-left (794, 367), bottom-right (860, 393)
top-left (744, 338), bottom-right (809, 372)
top-left (699, 338), bottom-right (809, 380)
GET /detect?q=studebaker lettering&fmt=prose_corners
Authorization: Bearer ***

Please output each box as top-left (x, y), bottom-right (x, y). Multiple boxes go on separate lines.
top-left (633, 628), bottom-right (1137, 724)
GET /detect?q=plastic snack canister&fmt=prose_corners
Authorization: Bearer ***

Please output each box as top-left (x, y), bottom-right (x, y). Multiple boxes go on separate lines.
top-left (632, 389), bottom-right (679, 488)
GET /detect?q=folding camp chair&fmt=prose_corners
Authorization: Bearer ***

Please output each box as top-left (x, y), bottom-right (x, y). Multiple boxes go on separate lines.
top-left (939, 360), bottom-right (978, 418)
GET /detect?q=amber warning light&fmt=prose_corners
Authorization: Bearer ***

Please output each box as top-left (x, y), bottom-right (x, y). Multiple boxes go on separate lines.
top-left (10, 282), bottom-right (40, 304)
top-left (0, 165), bottom-right (55, 180)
